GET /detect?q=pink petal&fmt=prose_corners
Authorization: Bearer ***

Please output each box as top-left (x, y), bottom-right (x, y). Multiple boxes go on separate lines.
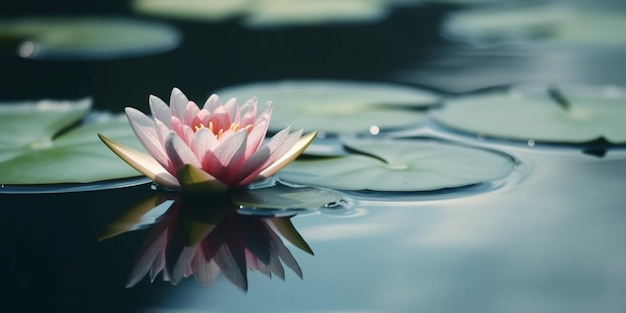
top-left (191, 127), bottom-right (218, 163)
top-left (182, 125), bottom-right (195, 147)
top-left (170, 88), bottom-right (189, 121)
top-left (231, 145), bottom-right (271, 186)
top-left (256, 101), bottom-right (273, 124)
top-left (265, 129), bottom-right (303, 166)
top-left (233, 128), bottom-right (291, 186)
top-left (203, 94), bottom-right (221, 113)
top-left (192, 109), bottom-right (210, 130)
top-left (153, 119), bottom-right (175, 172)
top-left (149, 95), bottom-right (172, 128)
top-left (262, 126), bottom-right (291, 151)
top-left (209, 106), bottom-right (231, 134)
top-left (171, 116), bottom-right (185, 139)
top-left (245, 120), bottom-right (269, 158)
top-left (164, 132), bottom-right (202, 170)
top-left (125, 107), bottom-right (169, 168)
top-left (183, 101), bottom-right (200, 126)
top-left (211, 130), bottom-right (248, 180)
top-left (240, 98), bottom-right (258, 127)
top-left (223, 97), bottom-right (240, 123)
top-left (259, 130), bottom-right (316, 179)
top-left (201, 149), bottom-right (220, 177)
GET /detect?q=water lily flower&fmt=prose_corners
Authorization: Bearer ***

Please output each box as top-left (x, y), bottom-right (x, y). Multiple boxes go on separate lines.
top-left (99, 88), bottom-right (316, 193)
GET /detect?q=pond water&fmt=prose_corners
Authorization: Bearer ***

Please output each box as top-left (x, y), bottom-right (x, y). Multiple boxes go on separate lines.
top-left (2, 1), bottom-right (626, 313)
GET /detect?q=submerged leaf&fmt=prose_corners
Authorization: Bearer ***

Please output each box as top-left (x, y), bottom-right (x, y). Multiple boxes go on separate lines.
top-left (231, 183), bottom-right (343, 210)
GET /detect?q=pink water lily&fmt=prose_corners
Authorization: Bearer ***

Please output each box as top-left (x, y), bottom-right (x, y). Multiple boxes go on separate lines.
top-left (99, 88), bottom-right (316, 193)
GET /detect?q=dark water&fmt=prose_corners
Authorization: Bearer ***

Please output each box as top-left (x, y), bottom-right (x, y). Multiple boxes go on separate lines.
top-left (2, 1), bottom-right (626, 313)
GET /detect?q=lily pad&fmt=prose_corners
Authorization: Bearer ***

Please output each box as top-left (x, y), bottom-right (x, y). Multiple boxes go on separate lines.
top-left (434, 85), bottom-right (626, 144)
top-left (132, 0), bottom-right (420, 27)
top-left (241, 0), bottom-right (387, 28)
top-left (278, 138), bottom-right (515, 192)
top-left (0, 17), bottom-right (180, 60)
top-left (0, 99), bottom-right (146, 186)
top-left (132, 0), bottom-right (249, 22)
top-left (443, 3), bottom-right (626, 47)
top-left (216, 80), bottom-right (440, 134)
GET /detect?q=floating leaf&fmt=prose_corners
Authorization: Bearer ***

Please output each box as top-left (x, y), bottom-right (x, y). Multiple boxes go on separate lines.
top-left (216, 80), bottom-right (440, 134)
top-left (0, 17), bottom-right (180, 60)
top-left (0, 99), bottom-right (146, 185)
top-left (443, 3), bottom-right (626, 46)
top-left (435, 85), bottom-right (626, 144)
top-left (133, 0), bottom-right (420, 27)
top-left (241, 0), bottom-right (387, 28)
top-left (278, 138), bottom-right (515, 191)
top-left (132, 0), bottom-right (249, 22)
top-left (232, 183), bottom-right (343, 210)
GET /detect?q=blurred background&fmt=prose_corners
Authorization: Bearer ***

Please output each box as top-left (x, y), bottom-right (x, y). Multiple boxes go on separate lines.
top-left (2, 1), bottom-right (626, 312)
top-left (2, 0), bottom-right (623, 112)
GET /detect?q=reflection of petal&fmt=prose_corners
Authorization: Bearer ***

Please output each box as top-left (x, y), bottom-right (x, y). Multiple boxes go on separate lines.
top-left (192, 247), bottom-right (220, 287)
top-left (116, 194), bottom-right (309, 291)
top-left (126, 207), bottom-right (177, 287)
top-left (207, 227), bottom-right (248, 292)
top-left (168, 244), bottom-right (199, 285)
top-left (239, 216), bottom-right (272, 264)
top-left (98, 193), bottom-right (167, 241)
top-left (270, 217), bottom-right (314, 255)
top-left (266, 223), bottom-right (303, 279)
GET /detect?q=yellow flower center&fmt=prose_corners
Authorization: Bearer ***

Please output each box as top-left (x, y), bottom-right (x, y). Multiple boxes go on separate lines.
top-left (195, 122), bottom-right (252, 139)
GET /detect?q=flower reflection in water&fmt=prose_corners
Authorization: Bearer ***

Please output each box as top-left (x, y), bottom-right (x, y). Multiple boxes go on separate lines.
top-left (102, 193), bottom-right (313, 292)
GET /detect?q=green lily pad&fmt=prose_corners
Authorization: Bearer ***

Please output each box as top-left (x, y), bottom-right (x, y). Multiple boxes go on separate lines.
top-left (435, 85), bottom-right (626, 144)
top-left (0, 99), bottom-right (146, 186)
top-left (0, 17), bottom-right (180, 60)
top-left (216, 80), bottom-right (440, 134)
top-left (132, 0), bottom-right (249, 22)
top-left (132, 0), bottom-right (420, 27)
top-left (444, 3), bottom-right (626, 46)
top-left (278, 138), bottom-right (515, 191)
top-left (241, 0), bottom-right (387, 28)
